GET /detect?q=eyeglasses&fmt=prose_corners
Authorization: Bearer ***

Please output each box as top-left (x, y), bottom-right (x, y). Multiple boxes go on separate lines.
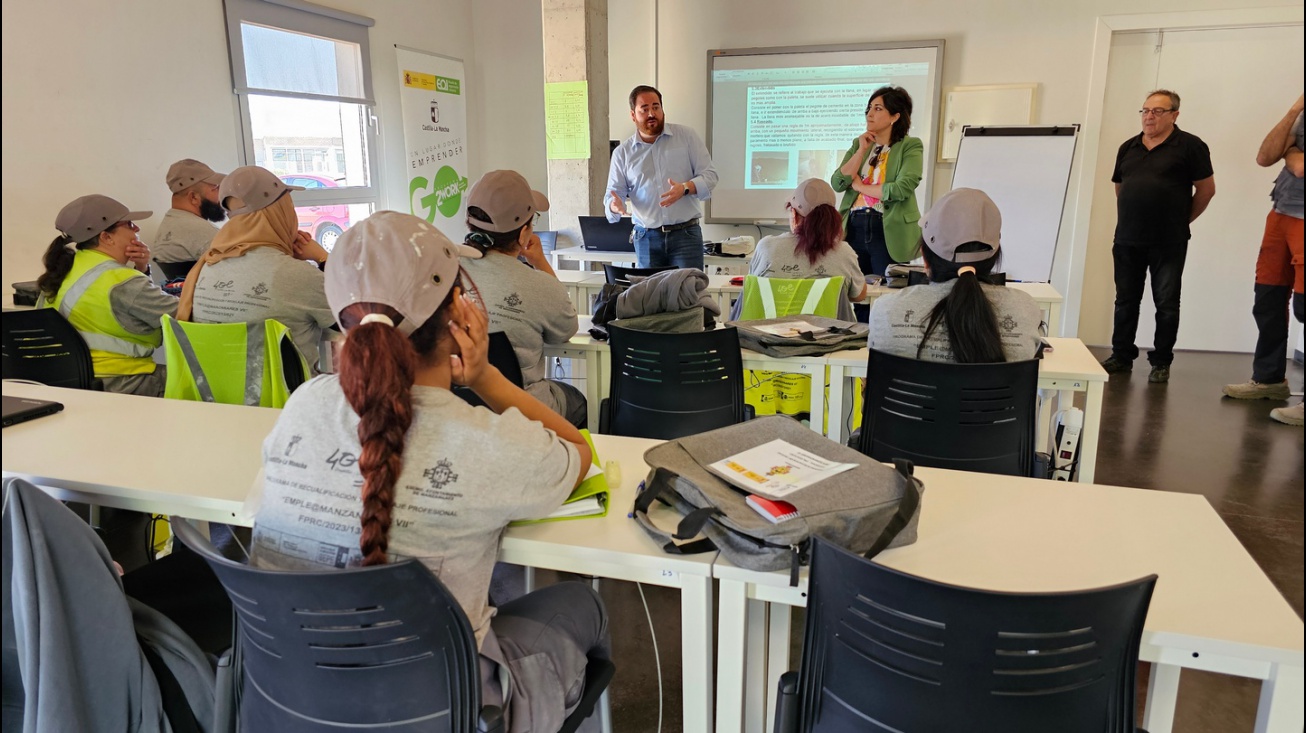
top-left (1139, 108), bottom-right (1176, 117)
top-left (111, 221), bottom-right (140, 232)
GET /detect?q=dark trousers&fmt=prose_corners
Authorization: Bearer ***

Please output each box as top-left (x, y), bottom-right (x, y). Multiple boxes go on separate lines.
top-left (1111, 242), bottom-right (1189, 366)
top-left (846, 208), bottom-right (893, 278)
top-left (633, 224), bottom-right (705, 270)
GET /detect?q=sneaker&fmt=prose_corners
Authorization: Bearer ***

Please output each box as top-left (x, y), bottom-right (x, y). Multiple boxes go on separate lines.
top-left (1148, 365), bottom-right (1170, 383)
top-left (1101, 355), bottom-right (1133, 374)
top-left (1222, 379), bottom-right (1291, 400)
top-left (1270, 402), bottom-right (1304, 426)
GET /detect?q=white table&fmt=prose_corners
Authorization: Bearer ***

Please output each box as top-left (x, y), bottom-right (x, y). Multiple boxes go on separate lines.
top-left (824, 336), bottom-right (1108, 483)
top-left (556, 270), bottom-right (606, 313)
top-left (0, 383), bottom-right (720, 733)
top-left (550, 245), bottom-right (753, 275)
top-left (712, 468), bottom-right (1305, 733)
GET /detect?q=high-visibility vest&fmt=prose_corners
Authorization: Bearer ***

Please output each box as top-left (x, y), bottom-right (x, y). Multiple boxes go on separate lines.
top-left (161, 315), bottom-right (308, 408)
top-left (739, 275), bottom-right (844, 321)
top-left (739, 275), bottom-right (845, 421)
top-left (44, 250), bottom-right (160, 376)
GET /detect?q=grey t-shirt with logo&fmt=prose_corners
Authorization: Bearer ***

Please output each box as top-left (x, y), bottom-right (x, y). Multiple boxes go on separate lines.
top-left (152, 208), bottom-right (219, 263)
top-left (463, 252), bottom-right (578, 406)
top-left (249, 376), bottom-right (581, 646)
top-left (191, 247), bottom-right (335, 371)
top-left (747, 232), bottom-right (865, 321)
top-left (868, 280), bottom-right (1044, 362)
top-left (1270, 112), bottom-right (1304, 219)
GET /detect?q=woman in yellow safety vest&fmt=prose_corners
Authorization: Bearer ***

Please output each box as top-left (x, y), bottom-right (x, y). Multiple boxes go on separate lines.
top-left (37, 195), bottom-right (178, 396)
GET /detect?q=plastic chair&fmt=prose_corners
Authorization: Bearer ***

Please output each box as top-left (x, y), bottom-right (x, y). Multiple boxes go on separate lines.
top-left (856, 348), bottom-right (1041, 477)
top-left (773, 538), bottom-right (1156, 733)
top-left (1, 308), bottom-right (101, 390)
top-left (453, 332), bottom-right (524, 409)
top-left (602, 263), bottom-right (677, 286)
top-left (161, 315), bottom-right (308, 408)
top-left (169, 516), bottom-right (504, 733)
top-left (154, 260), bottom-right (198, 281)
top-left (599, 323), bottom-right (751, 439)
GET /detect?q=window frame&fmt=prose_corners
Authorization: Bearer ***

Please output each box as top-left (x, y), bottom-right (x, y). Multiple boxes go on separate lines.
top-left (224, 0), bottom-right (380, 213)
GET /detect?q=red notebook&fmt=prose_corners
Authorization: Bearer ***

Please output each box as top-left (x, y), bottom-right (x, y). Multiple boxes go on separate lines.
top-left (746, 494), bottom-right (800, 523)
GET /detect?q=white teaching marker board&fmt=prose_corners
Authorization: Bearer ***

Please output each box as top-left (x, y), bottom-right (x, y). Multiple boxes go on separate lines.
top-left (950, 126), bottom-right (1078, 283)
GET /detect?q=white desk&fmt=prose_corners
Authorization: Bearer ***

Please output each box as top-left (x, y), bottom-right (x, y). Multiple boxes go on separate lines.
top-left (824, 336), bottom-right (1107, 483)
top-left (713, 468), bottom-right (1305, 733)
top-left (0, 383), bottom-right (720, 733)
top-left (550, 245), bottom-right (753, 275)
top-left (556, 270), bottom-right (606, 313)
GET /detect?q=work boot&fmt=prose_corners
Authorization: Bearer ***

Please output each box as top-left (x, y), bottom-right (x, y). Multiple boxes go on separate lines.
top-left (1222, 379), bottom-right (1291, 400)
top-left (1100, 355), bottom-right (1133, 374)
top-left (1148, 365), bottom-right (1170, 384)
top-left (1270, 402), bottom-right (1304, 426)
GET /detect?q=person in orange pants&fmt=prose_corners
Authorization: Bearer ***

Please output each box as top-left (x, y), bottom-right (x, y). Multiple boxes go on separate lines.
top-left (1223, 94), bottom-right (1304, 426)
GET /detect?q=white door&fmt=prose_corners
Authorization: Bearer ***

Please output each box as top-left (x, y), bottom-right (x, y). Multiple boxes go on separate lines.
top-left (1079, 25), bottom-right (1304, 354)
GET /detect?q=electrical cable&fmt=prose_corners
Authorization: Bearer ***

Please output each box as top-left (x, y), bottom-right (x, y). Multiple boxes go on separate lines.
top-left (636, 582), bottom-right (663, 733)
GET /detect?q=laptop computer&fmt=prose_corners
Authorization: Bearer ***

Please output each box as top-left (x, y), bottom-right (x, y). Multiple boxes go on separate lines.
top-left (536, 230), bottom-right (558, 253)
top-left (2, 395), bottom-right (64, 428)
top-left (578, 216), bottom-right (635, 252)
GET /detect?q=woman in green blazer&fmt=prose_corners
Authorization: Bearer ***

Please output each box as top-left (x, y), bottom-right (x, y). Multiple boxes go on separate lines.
top-left (830, 86), bottom-right (923, 293)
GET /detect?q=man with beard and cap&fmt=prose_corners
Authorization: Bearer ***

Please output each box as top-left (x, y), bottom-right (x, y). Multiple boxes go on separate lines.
top-left (605, 85), bottom-right (718, 270)
top-left (152, 159), bottom-right (228, 265)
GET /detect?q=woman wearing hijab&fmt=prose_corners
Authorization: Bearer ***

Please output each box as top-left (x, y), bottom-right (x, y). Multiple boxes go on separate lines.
top-left (177, 166), bottom-right (334, 371)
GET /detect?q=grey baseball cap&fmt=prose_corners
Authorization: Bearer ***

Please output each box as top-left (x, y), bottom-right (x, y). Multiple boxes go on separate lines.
top-left (787, 178), bottom-right (837, 217)
top-left (219, 166), bottom-right (304, 216)
top-left (166, 159), bottom-right (227, 194)
top-left (466, 170), bottom-right (549, 233)
top-left (325, 211), bottom-right (482, 335)
top-left (920, 188), bottom-right (1002, 263)
top-left (55, 195), bottom-right (153, 241)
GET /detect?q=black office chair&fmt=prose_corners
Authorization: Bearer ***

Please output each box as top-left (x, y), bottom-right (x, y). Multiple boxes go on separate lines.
top-left (453, 332), bottom-right (523, 409)
top-left (773, 537), bottom-right (1156, 733)
top-left (856, 349), bottom-right (1040, 477)
top-left (1, 308), bottom-right (101, 390)
top-left (154, 260), bottom-right (198, 281)
top-left (602, 264), bottom-right (677, 286)
top-left (170, 516), bottom-right (505, 733)
top-left (599, 324), bottom-right (751, 439)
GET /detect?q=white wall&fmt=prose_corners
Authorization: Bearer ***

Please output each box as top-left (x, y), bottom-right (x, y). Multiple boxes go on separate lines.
top-left (607, 0), bottom-right (1298, 344)
top-left (1, 0), bottom-right (547, 285)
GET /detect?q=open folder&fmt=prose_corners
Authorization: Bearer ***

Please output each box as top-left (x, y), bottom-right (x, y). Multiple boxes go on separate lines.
top-left (510, 430), bottom-right (610, 525)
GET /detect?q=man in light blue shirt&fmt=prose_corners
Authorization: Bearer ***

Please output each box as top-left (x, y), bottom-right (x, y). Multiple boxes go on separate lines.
top-left (605, 85), bottom-right (718, 269)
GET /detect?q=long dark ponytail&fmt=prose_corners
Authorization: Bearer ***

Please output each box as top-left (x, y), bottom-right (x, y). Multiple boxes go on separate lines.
top-left (337, 292), bottom-right (454, 566)
top-left (37, 234), bottom-right (97, 298)
top-left (917, 241), bottom-right (1005, 363)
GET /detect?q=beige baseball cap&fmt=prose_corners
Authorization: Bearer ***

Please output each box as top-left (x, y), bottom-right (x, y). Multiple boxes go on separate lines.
top-left (787, 178), bottom-right (837, 217)
top-left (166, 159), bottom-right (227, 194)
top-left (920, 188), bottom-right (1002, 263)
top-left (219, 166), bottom-right (304, 216)
top-left (325, 211), bottom-right (482, 335)
top-left (466, 170), bottom-right (549, 233)
top-left (55, 195), bottom-right (152, 241)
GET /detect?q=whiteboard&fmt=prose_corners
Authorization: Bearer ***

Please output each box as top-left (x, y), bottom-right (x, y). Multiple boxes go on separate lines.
top-left (950, 126), bottom-right (1078, 283)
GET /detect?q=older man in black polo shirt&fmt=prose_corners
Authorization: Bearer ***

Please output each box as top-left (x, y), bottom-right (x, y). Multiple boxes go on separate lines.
top-left (1103, 89), bottom-right (1216, 383)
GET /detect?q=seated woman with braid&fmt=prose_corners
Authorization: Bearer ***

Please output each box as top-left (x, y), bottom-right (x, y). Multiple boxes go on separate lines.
top-left (248, 211), bottom-right (608, 732)
top-left (868, 188), bottom-right (1043, 363)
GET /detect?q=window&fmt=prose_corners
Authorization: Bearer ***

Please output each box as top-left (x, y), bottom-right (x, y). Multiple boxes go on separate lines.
top-left (224, 0), bottom-right (378, 250)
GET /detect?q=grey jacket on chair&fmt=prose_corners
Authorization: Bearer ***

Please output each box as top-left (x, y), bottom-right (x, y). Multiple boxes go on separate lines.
top-left (2, 478), bottom-right (215, 732)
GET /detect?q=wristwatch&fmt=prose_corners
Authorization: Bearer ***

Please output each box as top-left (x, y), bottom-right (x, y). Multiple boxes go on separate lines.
top-left (682, 182), bottom-right (691, 197)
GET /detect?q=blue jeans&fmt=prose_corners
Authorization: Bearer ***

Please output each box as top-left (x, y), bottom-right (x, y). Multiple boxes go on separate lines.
top-left (1111, 242), bottom-right (1188, 366)
top-left (633, 223), bottom-right (705, 270)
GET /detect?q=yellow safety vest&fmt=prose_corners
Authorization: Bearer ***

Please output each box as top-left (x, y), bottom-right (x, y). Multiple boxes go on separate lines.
top-left (45, 250), bottom-right (160, 377)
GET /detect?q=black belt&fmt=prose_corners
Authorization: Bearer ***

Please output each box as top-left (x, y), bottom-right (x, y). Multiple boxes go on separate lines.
top-left (657, 218), bottom-right (700, 232)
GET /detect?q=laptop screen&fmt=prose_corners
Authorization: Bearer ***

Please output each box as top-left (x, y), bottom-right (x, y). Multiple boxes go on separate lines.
top-left (578, 216), bottom-right (635, 251)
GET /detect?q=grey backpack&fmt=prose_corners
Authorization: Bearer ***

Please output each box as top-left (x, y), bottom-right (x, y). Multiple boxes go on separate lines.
top-left (726, 315), bottom-right (868, 358)
top-left (632, 416), bottom-right (922, 584)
